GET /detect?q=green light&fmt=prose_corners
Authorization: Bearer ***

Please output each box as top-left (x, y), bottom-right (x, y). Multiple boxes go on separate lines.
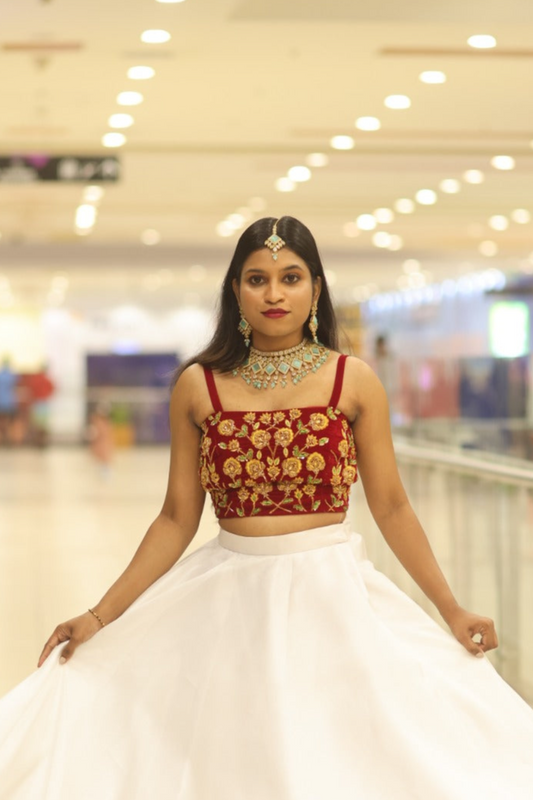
top-left (489, 302), bottom-right (529, 357)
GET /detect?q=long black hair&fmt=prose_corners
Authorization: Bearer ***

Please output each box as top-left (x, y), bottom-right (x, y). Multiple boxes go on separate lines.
top-left (172, 216), bottom-right (340, 384)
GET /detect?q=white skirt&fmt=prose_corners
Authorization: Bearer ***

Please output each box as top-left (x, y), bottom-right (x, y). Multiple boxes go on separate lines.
top-left (1, 521), bottom-right (533, 800)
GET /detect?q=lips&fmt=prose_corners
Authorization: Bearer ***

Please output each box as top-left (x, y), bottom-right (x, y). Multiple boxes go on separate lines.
top-left (262, 310), bottom-right (289, 318)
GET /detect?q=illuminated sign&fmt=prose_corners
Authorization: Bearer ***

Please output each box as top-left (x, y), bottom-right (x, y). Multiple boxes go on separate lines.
top-left (489, 302), bottom-right (529, 357)
top-left (0, 155), bottom-right (120, 183)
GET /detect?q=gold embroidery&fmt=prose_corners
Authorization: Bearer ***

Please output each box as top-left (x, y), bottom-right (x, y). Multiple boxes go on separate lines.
top-left (199, 406), bottom-right (357, 518)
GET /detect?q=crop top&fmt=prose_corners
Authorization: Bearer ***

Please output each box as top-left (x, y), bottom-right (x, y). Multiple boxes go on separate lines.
top-left (199, 354), bottom-right (358, 518)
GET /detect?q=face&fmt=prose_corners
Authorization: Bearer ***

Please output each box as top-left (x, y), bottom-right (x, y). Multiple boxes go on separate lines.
top-left (233, 247), bottom-right (321, 350)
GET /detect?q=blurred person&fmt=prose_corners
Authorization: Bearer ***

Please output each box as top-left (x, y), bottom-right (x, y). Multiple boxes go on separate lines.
top-left (87, 403), bottom-right (115, 479)
top-left (27, 364), bottom-right (55, 447)
top-left (1, 217), bottom-right (533, 799)
top-left (0, 358), bottom-right (17, 446)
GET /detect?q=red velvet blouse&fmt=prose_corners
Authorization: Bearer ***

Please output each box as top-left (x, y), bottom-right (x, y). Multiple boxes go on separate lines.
top-left (199, 354), bottom-right (358, 519)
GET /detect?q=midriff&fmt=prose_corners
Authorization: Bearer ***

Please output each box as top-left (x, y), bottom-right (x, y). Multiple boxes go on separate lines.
top-left (220, 510), bottom-right (347, 537)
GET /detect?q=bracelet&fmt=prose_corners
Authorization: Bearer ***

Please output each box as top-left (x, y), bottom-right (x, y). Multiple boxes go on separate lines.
top-left (88, 608), bottom-right (106, 627)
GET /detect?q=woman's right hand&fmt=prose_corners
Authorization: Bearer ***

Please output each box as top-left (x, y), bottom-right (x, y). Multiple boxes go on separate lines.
top-left (37, 611), bottom-right (104, 668)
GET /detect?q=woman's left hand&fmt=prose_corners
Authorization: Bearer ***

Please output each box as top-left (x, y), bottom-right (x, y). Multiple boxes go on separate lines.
top-left (444, 607), bottom-right (498, 657)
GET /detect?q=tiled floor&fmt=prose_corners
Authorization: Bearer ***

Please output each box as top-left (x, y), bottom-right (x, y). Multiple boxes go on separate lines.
top-left (1, 446), bottom-right (531, 708)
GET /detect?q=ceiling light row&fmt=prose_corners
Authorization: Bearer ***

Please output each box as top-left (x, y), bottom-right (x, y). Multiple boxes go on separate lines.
top-left (216, 199), bottom-right (267, 238)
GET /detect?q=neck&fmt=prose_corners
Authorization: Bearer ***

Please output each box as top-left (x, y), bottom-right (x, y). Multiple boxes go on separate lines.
top-left (251, 332), bottom-right (305, 352)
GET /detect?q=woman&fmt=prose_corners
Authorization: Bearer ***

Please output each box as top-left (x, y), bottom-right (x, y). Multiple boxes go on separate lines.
top-left (1, 216), bottom-right (533, 799)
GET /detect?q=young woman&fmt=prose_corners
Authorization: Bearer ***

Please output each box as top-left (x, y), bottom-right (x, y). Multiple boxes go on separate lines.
top-left (1, 216), bottom-right (533, 799)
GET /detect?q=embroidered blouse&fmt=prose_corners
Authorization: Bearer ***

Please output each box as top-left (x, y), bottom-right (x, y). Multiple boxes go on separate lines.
top-left (199, 354), bottom-right (358, 519)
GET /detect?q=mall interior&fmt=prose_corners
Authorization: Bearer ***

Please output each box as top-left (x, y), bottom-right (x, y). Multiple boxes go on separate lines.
top-left (1, 0), bottom-right (533, 715)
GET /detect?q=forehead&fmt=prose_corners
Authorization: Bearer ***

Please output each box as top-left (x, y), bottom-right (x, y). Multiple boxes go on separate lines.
top-left (242, 247), bottom-right (311, 275)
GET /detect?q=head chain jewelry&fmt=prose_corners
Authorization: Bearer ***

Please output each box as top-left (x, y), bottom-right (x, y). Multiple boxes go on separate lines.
top-left (264, 219), bottom-right (286, 261)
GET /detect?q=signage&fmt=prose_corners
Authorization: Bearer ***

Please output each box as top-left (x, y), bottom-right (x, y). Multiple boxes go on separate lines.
top-left (0, 155), bottom-right (120, 183)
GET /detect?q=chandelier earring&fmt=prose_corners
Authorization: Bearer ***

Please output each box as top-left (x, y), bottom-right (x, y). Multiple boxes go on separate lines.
top-left (238, 306), bottom-right (252, 347)
top-left (308, 298), bottom-right (319, 344)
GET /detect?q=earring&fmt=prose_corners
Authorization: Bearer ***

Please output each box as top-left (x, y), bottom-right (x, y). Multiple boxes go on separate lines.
top-left (238, 307), bottom-right (252, 347)
top-left (308, 299), bottom-right (319, 344)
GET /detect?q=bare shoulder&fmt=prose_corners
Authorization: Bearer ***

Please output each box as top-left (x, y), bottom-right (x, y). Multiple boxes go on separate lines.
top-left (342, 356), bottom-right (386, 414)
top-left (170, 363), bottom-right (210, 425)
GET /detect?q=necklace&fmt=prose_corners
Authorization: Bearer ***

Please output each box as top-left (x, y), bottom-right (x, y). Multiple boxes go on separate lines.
top-left (233, 339), bottom-right (330, 389)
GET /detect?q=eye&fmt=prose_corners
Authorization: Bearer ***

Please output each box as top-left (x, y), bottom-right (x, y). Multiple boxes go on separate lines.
top-left (247, 275), bottom-right (264, 285)
top-left (284, 273), bottom-right (301, 284)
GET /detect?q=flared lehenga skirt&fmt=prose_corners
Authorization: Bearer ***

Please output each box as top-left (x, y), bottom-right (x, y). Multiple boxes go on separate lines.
top-left (1, 521), bottom-right (533, 800)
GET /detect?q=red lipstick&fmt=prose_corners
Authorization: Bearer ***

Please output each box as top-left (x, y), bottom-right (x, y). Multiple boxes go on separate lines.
top-left (262, 310), bottom-right (289, 318)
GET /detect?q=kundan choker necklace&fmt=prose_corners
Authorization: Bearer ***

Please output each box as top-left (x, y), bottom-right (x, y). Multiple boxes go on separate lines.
top-left (233, 339), bottom-right (330, 389)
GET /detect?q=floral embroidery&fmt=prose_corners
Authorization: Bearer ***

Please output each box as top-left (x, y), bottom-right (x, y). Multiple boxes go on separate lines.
top-left (309, 412), bottom-right (329, 431)
top-left (218, 419), bottom-right (236, 436)
top-left (282, 457), bottom-right (302, 478)
top-left (222, 457), bottom-right (242, 478)
top-left (199, 405), bottom-right (357, 518)
top-left (250, 429), bottom-right (271, 449)
top-left (246, 459), bottom-right (266, 480)
top-left (306, 452), bottom-right (326, 474)
top-left (274, 428), bottom-right (294, 447)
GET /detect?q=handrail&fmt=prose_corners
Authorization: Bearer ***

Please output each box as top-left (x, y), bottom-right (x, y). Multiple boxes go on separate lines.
top-left (393, 438), bottom-right (533, 486)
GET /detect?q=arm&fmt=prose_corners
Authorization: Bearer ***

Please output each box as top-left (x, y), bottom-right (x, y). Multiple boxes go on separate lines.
top-left (38, 366), bottom-right (207, 666)
top-left (350, 359), bottom-right (497, 657)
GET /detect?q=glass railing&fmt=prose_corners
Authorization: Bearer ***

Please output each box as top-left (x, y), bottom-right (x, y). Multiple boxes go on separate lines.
top-left (350, 438), bottom-right (533, 705)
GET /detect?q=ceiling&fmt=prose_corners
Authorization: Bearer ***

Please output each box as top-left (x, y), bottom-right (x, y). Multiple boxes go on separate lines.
top-left (1, 0), bottom-right (533, 308)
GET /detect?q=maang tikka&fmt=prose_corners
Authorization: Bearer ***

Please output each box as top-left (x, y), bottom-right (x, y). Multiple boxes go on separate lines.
top-left (264, 220), bottom-right (286, 261)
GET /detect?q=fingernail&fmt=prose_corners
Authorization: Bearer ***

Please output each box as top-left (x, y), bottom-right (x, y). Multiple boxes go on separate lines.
top-left (476, 652), bottom-right (484, 658)
top-left (59, 657), bottom-right (66, 664)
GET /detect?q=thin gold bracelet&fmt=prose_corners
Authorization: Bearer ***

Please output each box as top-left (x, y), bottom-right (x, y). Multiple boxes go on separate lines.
top-left (88, 608), bottom-right (106, 627)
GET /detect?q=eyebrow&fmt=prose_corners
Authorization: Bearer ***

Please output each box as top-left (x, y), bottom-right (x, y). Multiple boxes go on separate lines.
top-left (243, 264), bottom-right (305, 275)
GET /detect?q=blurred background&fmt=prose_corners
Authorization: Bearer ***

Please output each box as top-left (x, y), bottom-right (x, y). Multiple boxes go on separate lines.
top-left (1, 0), bottom-right (533, 705)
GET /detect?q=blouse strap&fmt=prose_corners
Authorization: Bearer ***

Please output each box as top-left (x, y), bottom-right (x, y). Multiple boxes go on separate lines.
top-left (203, 366), bottom-right (223, 413)
top-left (328, 354), bottom-right (348, 409)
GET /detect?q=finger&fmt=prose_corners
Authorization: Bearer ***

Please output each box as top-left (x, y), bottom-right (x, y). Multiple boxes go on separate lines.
top-left (37, 628), bottom-right (70, 668)
top-left (458, 632), bottom-right (485, 658)
top-left (59, 639), bottom-right (79, 665)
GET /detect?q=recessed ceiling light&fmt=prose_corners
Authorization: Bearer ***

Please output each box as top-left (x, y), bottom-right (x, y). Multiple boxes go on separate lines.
top-left (415, 189), bottom-right (437, 205)
top-left (75, 204), bottom-right (97, 229)
top-left (384, 95), bottom-right (411, 110)
top-left (491, 155), bottom-right (515, 170)
top-left (275, 177), bottom-right (296, 192)
top-left (306, 152), bottom-right (328, 167)
top-left (439, 179), bottom-right (461, 194)
top-left (511, 209), bottom-right (531, 224)
top-left (83, 185), bottom-right (105, 203)
top-left (488, 215), bottom-right (509, 231)
top-left (372, 231), bottom-right (392, 248)
top-left (117, 91), bottom-right (143, 106)
top-left (373, 208), bottom-right (394, 223)
top-left (356, 214), bottom-right (377, 231)
top-left (141, 30), bottom-right (171, 44)
top-left (109, 113), bottom-right (134, 128)
top-left (102, 132), bottom-right (127, 147)
top-left (463, 169), bottom-right (484, 184)
top-left (128, 66), bottom-right (155, 80)
top-left (387, 235), bottom-right (404, 251)
top-left (330, 135), bottom-right (355, 150)
top-left (355, 116), bottom-right (381, 131)
top-left (287, 166), bottom-right (312, 182)
top-left (420, 71), bottom-right (446, 84)
top-left (395, 198), bottom-right (415, 214)
top-left (216, 221), bottom-right (234, 238)
top-left (468, 34), bottom-right (497, 49)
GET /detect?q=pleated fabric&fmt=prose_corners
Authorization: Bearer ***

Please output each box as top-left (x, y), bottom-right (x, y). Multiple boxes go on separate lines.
top-left (1, 521), bottom-right (533, 800)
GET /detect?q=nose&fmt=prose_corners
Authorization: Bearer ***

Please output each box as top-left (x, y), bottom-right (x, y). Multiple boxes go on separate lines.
top-left (264, 279), bottom-right (284, 304)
